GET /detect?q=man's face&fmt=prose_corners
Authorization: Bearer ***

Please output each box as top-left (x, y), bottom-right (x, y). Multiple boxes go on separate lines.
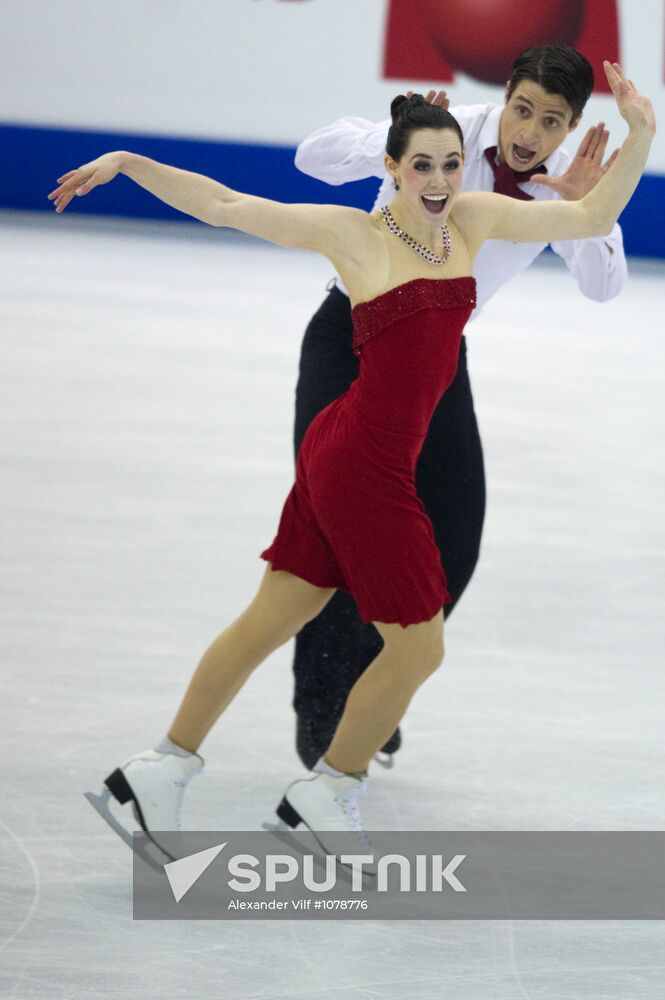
top-left (499, 80), bottom-right (579, 171)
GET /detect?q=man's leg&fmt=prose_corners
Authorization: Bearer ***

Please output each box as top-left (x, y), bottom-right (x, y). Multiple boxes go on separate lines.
top-left (292, 286), bottom-right (394, 766)
top-left (416, 336), bottom-right (486, 617)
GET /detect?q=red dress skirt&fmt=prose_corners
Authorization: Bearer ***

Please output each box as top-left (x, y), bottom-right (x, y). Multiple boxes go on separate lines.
top-left (261, 277), bottom-right (477, 627)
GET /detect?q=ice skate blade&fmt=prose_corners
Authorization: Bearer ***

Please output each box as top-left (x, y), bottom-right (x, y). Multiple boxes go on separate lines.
top-left (373, 751), bottom-right (395, 769)
top-left (262, 819), bottom-right (292, 832)
top-left (84, 788), bottom-right (174, 872)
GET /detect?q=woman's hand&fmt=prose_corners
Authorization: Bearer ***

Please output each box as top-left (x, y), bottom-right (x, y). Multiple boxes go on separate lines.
top-left (604, 61), bottom-right (656, 134)
top-left (48, 151), bottom-right (125, 213)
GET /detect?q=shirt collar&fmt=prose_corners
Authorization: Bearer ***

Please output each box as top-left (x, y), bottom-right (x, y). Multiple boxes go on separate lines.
top-left (476, 105), bottom-right (503, 160)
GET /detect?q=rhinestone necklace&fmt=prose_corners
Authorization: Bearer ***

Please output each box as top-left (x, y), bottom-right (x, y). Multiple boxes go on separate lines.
top-left (381, 205), bottom-right (452, 266)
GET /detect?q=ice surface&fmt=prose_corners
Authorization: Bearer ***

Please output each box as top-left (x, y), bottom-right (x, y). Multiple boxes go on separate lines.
top-left (1, 211), bottom-right (664, 999)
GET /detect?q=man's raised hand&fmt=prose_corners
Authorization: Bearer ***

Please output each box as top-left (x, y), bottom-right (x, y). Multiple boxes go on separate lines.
top-left (530, 123), bottom-right (619, 201)
top-left (406, 88), bottom-right (450, 110)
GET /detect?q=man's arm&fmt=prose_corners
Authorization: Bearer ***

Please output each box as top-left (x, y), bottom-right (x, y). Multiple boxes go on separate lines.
top-left (295, 90), bottom-right (453, 185)
top-left (457, 65), bottom-right (654, 252)
top-left (294, 116), bottom-right (391, 185)
top-left (550, 226), bottom-right (628, 302)
top-left (530, 122), bottom-right (627, 302)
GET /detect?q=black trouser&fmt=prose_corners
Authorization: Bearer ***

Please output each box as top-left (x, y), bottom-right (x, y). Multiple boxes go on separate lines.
top-left (292, 285), bottom-right (486, 723)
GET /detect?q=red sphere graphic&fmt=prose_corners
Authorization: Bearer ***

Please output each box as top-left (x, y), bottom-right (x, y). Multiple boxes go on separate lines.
top-left (422, 0), bottom-right (585, 85)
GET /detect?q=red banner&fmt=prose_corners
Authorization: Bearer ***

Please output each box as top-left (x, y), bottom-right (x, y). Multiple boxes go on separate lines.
top-left (383, 0), bottom-right (619, 94)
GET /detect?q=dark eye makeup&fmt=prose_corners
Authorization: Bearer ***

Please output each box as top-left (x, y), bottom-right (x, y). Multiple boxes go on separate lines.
top-left (413, 160), bottom-right (461, 171)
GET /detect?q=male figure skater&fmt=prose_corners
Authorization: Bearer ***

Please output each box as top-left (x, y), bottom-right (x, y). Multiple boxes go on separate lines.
top-left (291, 46), bottom-right (626, 768)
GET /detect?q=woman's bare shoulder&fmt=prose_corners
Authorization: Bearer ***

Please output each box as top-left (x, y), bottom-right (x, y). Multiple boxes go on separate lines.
top-left (315, 204), bottom-right (380, 254)
top-left (450, 192), bottom-right (503, 254)
top-left (450, 191), bottom-right (498, 224)
top-left (321, 203), bottom-right (377, 231)
top-left (332, 206), bottom-right (385, 258)
top-left (333, 210), bottom-right (390, 299)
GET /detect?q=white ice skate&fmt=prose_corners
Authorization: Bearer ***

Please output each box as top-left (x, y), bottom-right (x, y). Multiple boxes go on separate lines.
top-left (271, 770), bottom-right (375, 865)
top-left (85, 749), bottom-right (203, 867)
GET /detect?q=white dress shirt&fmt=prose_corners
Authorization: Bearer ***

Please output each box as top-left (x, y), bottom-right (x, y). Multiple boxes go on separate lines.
top-left (295, 103), bottom-right (627, 311)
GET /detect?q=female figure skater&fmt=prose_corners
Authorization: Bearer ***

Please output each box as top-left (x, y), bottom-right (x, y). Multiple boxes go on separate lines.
top-left (50, 63), bottom-right (653, 854)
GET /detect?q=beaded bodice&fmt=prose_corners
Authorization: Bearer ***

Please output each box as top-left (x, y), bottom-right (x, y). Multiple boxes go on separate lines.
top-left (340, 277), bottom-right (476, 441)
top-left (351, 277), bottom-right (477, 356)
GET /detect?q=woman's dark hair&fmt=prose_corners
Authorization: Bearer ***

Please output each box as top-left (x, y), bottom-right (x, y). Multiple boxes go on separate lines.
top-left (386, 94), bottom-right (464, 162)
top-left (507, 45), bottom-right (594, 123)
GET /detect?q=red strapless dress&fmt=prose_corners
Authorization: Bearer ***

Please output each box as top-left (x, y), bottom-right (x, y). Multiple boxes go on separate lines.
top-left (261, 277), bottom-right (477, 627)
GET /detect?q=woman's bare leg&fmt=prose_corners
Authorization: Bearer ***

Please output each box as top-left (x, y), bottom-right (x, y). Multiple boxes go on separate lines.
top-left (168, 566), bottom-right (335, 752)
top-left (323, 611), bottom-right (445, 774)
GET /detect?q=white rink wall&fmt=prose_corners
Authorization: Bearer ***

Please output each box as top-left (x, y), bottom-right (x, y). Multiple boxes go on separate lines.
top-left (2, 0), bottom-right (664, 256)
top-left (2, 0), bottom-right (664, 162)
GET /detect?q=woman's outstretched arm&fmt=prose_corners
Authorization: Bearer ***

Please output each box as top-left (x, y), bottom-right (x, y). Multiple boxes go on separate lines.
top-left (48, 151), bottom-right (372, 259)
top-left (453, 63), bottom-right (655, 248)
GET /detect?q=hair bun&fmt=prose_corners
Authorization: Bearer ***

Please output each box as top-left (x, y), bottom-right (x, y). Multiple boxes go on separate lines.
top-left (389, 95), bottom-right (409, 123)
top-left (390, 93), bottom-right (426, 124)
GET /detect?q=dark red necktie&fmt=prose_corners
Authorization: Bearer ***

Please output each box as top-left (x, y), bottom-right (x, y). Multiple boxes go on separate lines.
top-left (484, 146), bottom-right (547, 201)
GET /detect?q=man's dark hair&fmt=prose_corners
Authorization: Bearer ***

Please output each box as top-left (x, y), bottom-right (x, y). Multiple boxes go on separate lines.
top-left (387, 94), bottom-right (464, 162)
top-left (507, 45), bottom-right (594, 123)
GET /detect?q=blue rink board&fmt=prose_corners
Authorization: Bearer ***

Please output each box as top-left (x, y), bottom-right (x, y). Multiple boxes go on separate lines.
top-left (2, 122), bottom-right (663, 258)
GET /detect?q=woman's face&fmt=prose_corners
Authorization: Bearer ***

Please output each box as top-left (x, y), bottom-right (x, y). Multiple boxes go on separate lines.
top-left (386, 128), bottom-right (464, 226)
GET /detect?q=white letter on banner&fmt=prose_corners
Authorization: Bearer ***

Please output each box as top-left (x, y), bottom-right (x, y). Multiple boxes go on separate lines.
top-left (303, 854), bottom-right (337, 891)
top-left (339, 855), bottom-right (375, 891)
top-left (416, 854), bottom-right (428, 892)
top-left (432, 854), bottom-right (467, 892)
top-left (266, 855), bottom-right (299, 891)
top-left (377, 854), bottom-right (411, 892)
top-left (228, 854), bottom-right (261, 892)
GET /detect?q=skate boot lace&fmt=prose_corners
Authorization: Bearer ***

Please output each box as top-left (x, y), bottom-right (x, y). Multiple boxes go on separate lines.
top-left (172, 769), bottom-right (199, 829)
top-left (335, 778), bottom-right (372, 848)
